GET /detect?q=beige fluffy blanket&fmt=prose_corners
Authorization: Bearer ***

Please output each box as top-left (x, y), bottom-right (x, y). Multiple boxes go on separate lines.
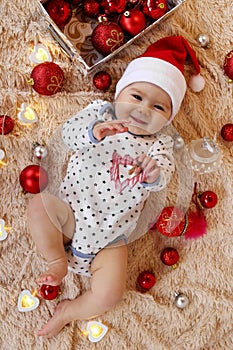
top-left (0, 0), bottom-right (232, 349)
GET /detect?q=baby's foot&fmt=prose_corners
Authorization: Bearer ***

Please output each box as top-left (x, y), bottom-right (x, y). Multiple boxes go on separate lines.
top-left (37, 300), bottom-right (71, 338)
top-left (38, 257), bottom-right (68, 286)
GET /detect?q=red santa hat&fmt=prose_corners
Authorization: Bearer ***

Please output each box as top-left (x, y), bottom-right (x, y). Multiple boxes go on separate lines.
top-left (115, 36), bottom-right (205, 120)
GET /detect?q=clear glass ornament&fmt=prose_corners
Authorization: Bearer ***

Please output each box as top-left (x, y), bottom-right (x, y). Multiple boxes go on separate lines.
top-left (187, 137), bottom-right (222, 174)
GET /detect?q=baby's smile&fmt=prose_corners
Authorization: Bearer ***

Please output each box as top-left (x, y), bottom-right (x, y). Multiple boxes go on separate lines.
top-left (129, 115), bottom-right (148, 125)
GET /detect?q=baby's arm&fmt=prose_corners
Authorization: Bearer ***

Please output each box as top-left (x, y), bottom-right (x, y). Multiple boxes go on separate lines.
top-left (92, 120), bottom-right (129, 141)
top-left (62, 100), bottom-right (106, 151)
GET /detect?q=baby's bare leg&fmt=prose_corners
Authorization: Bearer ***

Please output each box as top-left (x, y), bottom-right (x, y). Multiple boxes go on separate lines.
top-left (37, 243), bottom-right (128, 338)
top-left (27, 193), bottom-right (75, 285)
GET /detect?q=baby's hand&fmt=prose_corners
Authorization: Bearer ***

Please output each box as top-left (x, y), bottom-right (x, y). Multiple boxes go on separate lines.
top-left (135, 154), bottom-right (160, 184)
top-left (93, 120), bottom-right (129, 141)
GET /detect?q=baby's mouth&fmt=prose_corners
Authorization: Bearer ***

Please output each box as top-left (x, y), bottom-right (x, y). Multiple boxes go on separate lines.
top-left (130, 115), bottom-right (147, 125)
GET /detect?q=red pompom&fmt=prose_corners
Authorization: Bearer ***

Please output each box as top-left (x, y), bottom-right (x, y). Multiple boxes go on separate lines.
top-left (119, 9), bottom-right (147, 36)
top-left (40, 284), bottom-right (61, 300)
top-left (93, 71), bottom-right (112, 91)
top-left (136, 271), bottom-right (156, 292)
top-left (160, 247), bottom-right (179, 266)
top-left (141, 0), bottom-right (168, 20)
top-left (100, 0), bottom-right (127, 14)
top-left (221, 123), bottom-right (233, 141)
top-left (91, 22), bottom-right (124, 56)
top-left (224, 50), bottom-right (233, 80)
top-left (184, 209), bottom-right (207, 239)
top-left (0, 115), bottom-right (14, 135)
top-left (19, 165), bottom-right (49, 194)
top-left (45, 0), bottom-right (72, 29)
top-left (29, 62), bottom-right (65, 96)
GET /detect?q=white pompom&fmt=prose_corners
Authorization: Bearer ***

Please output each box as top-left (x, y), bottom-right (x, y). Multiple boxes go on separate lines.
top-left (188, 73), bottom-right (205, 92)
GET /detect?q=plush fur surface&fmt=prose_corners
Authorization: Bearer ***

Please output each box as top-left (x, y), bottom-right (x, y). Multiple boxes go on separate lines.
top-left (0, 0), bottom-right (232, 349)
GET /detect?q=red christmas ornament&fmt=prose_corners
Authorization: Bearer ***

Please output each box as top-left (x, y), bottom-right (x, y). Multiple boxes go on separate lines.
top-left (40, 284), bottom-right (61, 300)
top-left (141, 0), bottom-right (168, 20)
top-left (19, 165), bottom-right (49, 194)
top-left (198, 191), bottom-right (218, 209)
top-left (0, 115), bottom-right (14, 135)
top-left (155, 206), bottom-right (186, 237)
top-left (29, 62), bottom-right (65, 96)
top-left (154, 204), bottom-right (207, 240)
top-left (119, 9), bottom-right (147, 36)
top-left (160, 247), bottom-right (179, 266)
top-left (100, 0), bottom-right (127, 15)
top-left (136, 271), bottom-right (156, 292)
top-left (91, 22), bottom-right (124, 56)
top-left (223, 50), bottom-right (233, 81)
top-left (93, 71), bottom-right (112, 91)
top-left (83, 0), bottom-right (100, 17)
top-left (221, 123), bottom-right (233, 141)
top-left (44, 0), bottom-right (72, 29)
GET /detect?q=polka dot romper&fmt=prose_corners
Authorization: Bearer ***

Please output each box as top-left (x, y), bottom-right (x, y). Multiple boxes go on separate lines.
top-left (59, 100), bottom-right (174, 277)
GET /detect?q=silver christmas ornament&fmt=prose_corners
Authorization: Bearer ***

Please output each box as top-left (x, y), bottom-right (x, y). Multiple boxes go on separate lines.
top-left (174, 135), bottom-right (185, 150)
top-left (33, 144), bottom-right (48, 160)
top-left (174, 292), bottom-right (189, 309)
top-left (196, 34), bottom-right (210, 48)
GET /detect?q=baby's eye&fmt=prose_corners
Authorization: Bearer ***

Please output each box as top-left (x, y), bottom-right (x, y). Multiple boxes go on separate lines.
top-left (132, 94), bottom-right (142, 101)
top-left (154, 104), bottom-right (165, 111)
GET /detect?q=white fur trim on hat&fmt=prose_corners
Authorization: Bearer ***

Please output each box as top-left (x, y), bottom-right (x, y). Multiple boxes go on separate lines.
top-left (115, 57), bottom-right (187, 120)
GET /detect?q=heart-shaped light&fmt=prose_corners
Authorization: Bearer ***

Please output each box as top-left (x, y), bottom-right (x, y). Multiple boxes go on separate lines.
top-left (0, 149), bottom-right (7, 167)
top-left (86, 321), bottom-right (108, 343)
top-left (0, 149), bottom-right (5, 161)
top-left (29, 44), bottom-right (52, 64)
top-left (17, 290), bottom-right (40, 312)
top-left (0, 219), bottom-right (8, 241)
top-left (18, 103), bottom-right (38, 125)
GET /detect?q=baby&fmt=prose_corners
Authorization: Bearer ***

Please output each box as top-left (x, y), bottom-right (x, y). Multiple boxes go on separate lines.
top-left (27, 36), bottom-right (204, 338)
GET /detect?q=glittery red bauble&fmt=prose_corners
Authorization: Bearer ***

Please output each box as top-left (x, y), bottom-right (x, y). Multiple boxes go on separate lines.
top-left (0, 115), bottom-right (14, 135)
top-left (83, 0), bottom-right (100, 17)
top-left (119, 9), bottom-right (146, 36)
top-left (156, 206), bottom-right (186, 237)
top-left (93, 71), bottom-right (112, 91)
top-left (160, 247), bottom-right (179, 266)
top-left (199, 191), bottom-right (218, 209)
top-left (44, 0), bottom-right (72, 29)
top-left (30, 62), bottom-right (65, 96)
top-left (221, 123), bottom-right (233, 141)
top-left (141, 0), bottom-right (168, 20)
top-left (92, 22), bottom-right (124, 56)
top-left (224, 50), bottom-right (233, 80)
top-left (100, 0), bottom-right (127, 15)
top-left (19, 165), bottom-right (49, 194)
top-left (40, 284), bottom-right (61, 300)
top-left (136, 271), bottom-right (156, 292)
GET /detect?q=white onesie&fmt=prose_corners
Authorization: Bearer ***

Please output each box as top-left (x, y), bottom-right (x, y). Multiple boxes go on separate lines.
top-left (59, 100), bottom-right (174, 276)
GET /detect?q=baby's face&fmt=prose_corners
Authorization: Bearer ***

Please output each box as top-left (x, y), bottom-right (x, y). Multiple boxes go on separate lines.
top-left (114, 82), bottom-right (172, 135)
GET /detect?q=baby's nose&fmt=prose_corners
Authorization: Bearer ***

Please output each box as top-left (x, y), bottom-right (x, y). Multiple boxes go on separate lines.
top-left (137, 105), bottom-right (151, 116)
